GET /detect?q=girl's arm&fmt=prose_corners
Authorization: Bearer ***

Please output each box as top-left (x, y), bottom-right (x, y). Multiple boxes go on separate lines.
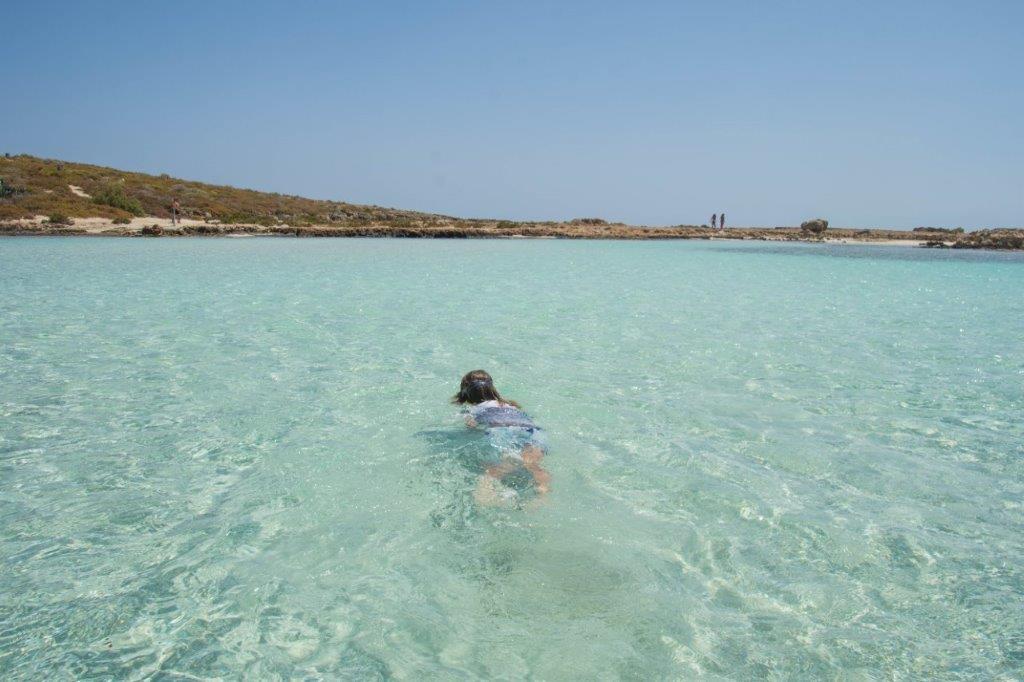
top-left (459, 407), bottom-right (478, 428)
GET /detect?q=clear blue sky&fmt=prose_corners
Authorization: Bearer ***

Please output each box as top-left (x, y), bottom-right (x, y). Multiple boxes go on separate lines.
top-left (3, 1), bottom-right (1021, 228)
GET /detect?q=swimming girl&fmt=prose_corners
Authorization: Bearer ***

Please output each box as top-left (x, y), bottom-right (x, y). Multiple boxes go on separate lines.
top-left (452, 370), bottom-right (551, 506)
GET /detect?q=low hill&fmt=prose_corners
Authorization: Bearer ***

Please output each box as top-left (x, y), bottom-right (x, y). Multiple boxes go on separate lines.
top-left (0, 154), bottom-right (442, 226)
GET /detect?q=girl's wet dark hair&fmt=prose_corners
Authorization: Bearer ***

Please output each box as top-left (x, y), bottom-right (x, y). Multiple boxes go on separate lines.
top-left (452, 370), bottom-right (520, 407)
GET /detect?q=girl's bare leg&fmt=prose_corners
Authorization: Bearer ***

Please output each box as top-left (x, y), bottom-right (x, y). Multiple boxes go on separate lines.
top-left (474, 458), bottom-right (519, 507)
top-left (521, 446), bottom-right (551, 495)
top-left (473, 474), bottom-right (504, 506)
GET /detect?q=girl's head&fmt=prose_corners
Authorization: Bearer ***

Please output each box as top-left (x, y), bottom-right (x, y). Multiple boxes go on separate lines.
top-left (452, 370), bottom-right (519, 407)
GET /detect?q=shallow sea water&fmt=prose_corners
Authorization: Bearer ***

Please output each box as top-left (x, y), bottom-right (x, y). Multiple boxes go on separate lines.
top-left (1, 237), bottom-right (1022, 679)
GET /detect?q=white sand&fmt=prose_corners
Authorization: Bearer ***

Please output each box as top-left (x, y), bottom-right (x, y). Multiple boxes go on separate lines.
top-left (824, 238), bottom-right (927, 247)
top-left (6, 215), bottom-right (211, 234)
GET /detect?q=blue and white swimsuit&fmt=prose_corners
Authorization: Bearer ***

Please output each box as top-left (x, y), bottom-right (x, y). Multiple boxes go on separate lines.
top-left (466, 400), bottom-right (548, 460)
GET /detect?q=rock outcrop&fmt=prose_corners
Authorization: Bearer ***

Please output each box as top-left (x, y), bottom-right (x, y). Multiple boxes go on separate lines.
top-left (800, 219), bottom-right (829, 234)
top-left (914, 227), bottom-right (963, 234)
top-left (951, 229), bottom-right (1024, 250)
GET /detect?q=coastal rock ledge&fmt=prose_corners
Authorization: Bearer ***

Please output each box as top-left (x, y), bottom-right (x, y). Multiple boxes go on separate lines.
top-left (951, 229), bottom-right (1024, 250)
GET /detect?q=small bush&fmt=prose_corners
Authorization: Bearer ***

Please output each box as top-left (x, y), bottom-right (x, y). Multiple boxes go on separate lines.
top-left (112, 216), bottom-right (131, 225)
top-left (46, 213), bottom-right (72, 225)
top-left (1, 178), bottom-right (27, 198)
top-left (93, 185), bottom-right (145, 216)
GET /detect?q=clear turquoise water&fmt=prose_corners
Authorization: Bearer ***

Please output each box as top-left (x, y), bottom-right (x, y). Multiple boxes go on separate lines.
top-left (1, 237), bottom-right (1022, 679)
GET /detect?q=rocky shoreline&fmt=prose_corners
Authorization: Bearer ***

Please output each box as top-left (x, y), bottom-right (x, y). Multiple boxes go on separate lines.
top-left (938, 229), bottom-right (1024, 251)
top-left (2, 219), bottom-right (1022, 250)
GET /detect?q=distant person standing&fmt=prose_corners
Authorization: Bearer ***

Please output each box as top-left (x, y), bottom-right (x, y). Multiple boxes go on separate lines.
top-left (711, 214), bottom-right (717, 229)
top-left (720, 213), bottom-right (726, 229)
top-left (171, 199), bottom-right (180, 227)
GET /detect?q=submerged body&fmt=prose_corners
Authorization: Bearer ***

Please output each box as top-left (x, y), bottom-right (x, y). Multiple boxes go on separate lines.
top-left (467, 399), bottom-right (548, 461)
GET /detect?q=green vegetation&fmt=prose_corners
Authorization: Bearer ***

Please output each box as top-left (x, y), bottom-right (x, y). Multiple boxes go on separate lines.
top-left (92, 184), bottom-right (145, 216)
top-left (1, 177), bottom-right (27, 198)
top-left (0, 154), bottom-right (438, 225)
top-left (46, 213), bottom-right (72, 225)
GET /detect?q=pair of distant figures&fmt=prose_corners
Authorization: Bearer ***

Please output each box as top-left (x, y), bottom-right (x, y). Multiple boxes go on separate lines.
top-left (710, 213), bottom-right (726, 229)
